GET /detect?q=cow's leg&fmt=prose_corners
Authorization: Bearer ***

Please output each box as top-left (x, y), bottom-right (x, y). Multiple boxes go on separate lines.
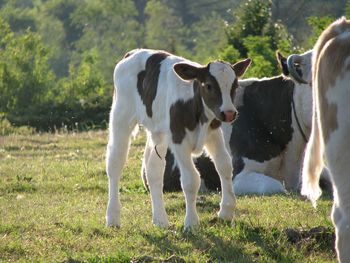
top-left (106, 99), bottom-right (136, 227)
top-left (324, 122), bottom-right (350, 262)
top-left (327, 151), bottom-right (350, 262)
top-left (141, 136), bottom-right (152, 190)
top-left (205, 129), bottom-right (235, 221)
top-left (279, 132), bottom-right (304, 190)
top-left (331, 182), bottom-right (350, 263)
top-left (144, 134), bottom-right (169, 227)
top-left (172, 145), bottom-right (200, 229)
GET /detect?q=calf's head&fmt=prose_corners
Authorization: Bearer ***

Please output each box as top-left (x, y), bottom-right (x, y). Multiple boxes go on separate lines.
top-left (173, 59), bottom-right (251, 122)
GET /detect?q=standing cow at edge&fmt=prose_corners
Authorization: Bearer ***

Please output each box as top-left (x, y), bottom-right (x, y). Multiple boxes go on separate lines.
top-left (106, 49), bottom-right (251, 229)
top-left (302, 17), bottom-right (350, 262)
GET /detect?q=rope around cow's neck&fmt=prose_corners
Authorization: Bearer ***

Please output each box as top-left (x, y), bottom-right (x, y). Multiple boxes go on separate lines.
top-left (291, 91), bottom-right (308, 143)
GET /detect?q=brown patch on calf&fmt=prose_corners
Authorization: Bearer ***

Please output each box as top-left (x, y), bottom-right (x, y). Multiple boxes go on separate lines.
top-left (137, 52), bottom-right (169, 118)
top-left (199, 70), bottom-right (223, 118)
top-left (174, 62), bottom-right (227, 122)
top-left (210, 119), bottom-right (221, 129)
top-left (230, 79), bottom-right (238, 101)
top-left (170, 85), bottom-right (208, 144)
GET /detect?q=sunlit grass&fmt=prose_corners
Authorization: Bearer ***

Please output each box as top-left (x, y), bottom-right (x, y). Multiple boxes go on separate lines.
top-left (0, 131), bottom-right (336, 262)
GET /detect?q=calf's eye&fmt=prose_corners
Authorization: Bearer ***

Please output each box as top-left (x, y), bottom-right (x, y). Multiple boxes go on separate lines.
top-left (201, 82), bottom-right (212, 91)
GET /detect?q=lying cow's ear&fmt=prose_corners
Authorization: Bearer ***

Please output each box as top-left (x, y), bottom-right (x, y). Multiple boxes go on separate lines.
top-left (232, 58), bottom-right (251, 78)
top-left (173, 63), bottom-right (204, 81)
top-left (276, 51), bottom-right (289, 76)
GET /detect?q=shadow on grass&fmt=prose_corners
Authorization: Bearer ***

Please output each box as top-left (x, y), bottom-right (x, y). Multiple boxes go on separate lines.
top-left (140, 224), bottom-right (255, 262)
top-left (166, 193), bottom-right (220, 215)
top-left (62, 252), bottom-right (131, 263)
top-left (234, 221), bottom-right (335, 262)
top-left (139, 218), bottom-right (335, 262)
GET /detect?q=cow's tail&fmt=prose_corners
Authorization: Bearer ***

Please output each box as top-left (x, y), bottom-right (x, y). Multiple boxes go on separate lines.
top-left (301, 95), bottom-right (323, 208)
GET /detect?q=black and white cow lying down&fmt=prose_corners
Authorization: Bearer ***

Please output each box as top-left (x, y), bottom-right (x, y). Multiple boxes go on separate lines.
top-left (142, 50), bottom-right (331, 195)
top-left (106, 49), bottom-right (251, 229)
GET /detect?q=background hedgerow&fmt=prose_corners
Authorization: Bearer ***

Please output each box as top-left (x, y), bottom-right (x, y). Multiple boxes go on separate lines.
top-left (0, 0), bottom-right (349, 131)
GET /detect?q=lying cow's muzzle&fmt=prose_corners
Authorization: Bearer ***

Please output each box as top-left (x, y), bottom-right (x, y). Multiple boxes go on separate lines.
top-left (221, 110), bottom-right (238, 122)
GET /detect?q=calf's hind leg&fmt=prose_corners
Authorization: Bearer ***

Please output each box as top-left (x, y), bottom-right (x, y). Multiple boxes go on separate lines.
top-left (106, 100), bottom-right (136, 227)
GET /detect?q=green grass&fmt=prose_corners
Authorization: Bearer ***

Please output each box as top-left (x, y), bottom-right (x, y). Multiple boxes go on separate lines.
top-left (0, 131), bottom-right (336, 262)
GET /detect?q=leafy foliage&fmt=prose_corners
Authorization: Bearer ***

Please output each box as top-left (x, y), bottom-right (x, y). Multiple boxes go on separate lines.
top-left (226, 0), bottom-right (272, 57)
top-left (306, 16), bottom-right (335, 49)
top-left (0, 19), bottom-right (55, 117)
top-left (243, 36), bottom-right (276, 78)
top-left (0, 0), bottom-right (349, 131)
top-left (220, 0), bottom-right (296, 77)
top-left (144, 0), bottom-right (186, 54)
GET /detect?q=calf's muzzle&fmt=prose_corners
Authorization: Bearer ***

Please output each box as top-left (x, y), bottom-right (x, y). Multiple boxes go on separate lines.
top-left (222, 110), bottom-right (237, 122)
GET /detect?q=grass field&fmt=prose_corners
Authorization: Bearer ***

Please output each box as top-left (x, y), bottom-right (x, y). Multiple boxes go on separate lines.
top-left (0, 131), bottom-right (336, 262)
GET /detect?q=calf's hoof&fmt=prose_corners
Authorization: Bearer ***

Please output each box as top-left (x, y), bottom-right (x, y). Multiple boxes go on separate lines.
top-left (106, 207), bottom-right (121, 227)
top-left (184, 213), bottom-right (200, 230)
top-left (106, 217), bottom-right (121, 227)
top-left (183, 223), bottom-right (199, 233)
top-left (218, 206), bottom-right (235, 221)
top-left (153, 217), bottom-right (169, 228)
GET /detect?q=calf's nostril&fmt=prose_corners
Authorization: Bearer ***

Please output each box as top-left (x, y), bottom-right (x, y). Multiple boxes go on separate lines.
top-left (223, 110), bottom-right (237, 122)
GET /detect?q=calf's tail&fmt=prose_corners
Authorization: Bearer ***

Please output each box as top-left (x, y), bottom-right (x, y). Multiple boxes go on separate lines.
top-left (301, 104), bottom-right (323, 208)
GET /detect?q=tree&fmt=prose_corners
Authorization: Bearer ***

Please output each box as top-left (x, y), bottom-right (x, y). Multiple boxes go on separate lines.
top-left (36, 0), bottom-right (83, 77)
top-left (226, 0), bottom-right (272, 57)
top-left (220, 0), bottom-right (294, 77)
top-left (346, 0), bottom-right (350, 16)
top-left (190, 12), bottom-right (227, 63)
top-left (219, 46), bottom-right (241, 65)
top-left (164, 0), bottom-right (241, 26)
top-left (58, 49), bottom-right (107, 103)
top-left (306, 16), bottom-right (335, 48)
top-left (0, 0), bottom-right (36, 32)
top-left (71, 0), bottom-right (141, 81)
top-left (144, 0), bottom-right (187, 55)
top-left (243, 36), bottom-right (275, 77)
top-left (0, 18), bottom-right (55, 121)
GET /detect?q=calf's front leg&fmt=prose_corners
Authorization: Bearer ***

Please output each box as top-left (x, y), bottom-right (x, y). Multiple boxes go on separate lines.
top-left (205, 129), bottom-right (236, 221)
top-left (144, 139), bottom-right (169, 227)
top-left (172, 145), bottom-right (201, 229)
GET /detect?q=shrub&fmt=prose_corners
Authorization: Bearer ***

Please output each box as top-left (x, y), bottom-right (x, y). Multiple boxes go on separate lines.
top-left (0, 115), bottom-right (35, 135)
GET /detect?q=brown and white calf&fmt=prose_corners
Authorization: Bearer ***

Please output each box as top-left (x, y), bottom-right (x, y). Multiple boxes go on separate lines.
top-left (301, 17), bottom-right (350, 262)
top-left (106, 49), bottom-right (251, 229)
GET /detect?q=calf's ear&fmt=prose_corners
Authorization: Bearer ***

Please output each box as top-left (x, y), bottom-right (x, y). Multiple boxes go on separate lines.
top-left (232, 58), bottom-right (251, 78)
top-left (173, 63), bottom-right (205, 81)
top-left (276, 51), bottom-right (289, 76)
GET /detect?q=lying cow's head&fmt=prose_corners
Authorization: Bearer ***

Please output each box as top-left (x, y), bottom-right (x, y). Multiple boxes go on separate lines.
top-left (173, 59), bottom-right (251, 122)
top-left (277, 50), bottom-right (313, 134)
top-left (277, 50), bottom-right (313, 85)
